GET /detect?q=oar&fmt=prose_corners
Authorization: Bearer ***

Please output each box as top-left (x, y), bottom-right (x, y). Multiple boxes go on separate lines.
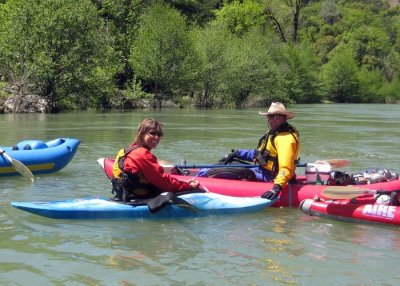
top-left (146, 192), bottom-right (200, 214)
top-left (174, 159), bottom-right (350, 170)
top-left (176, 164), bottom-right (258, 169)
top-left (0, 148), bottom-right (34, 182)
top-left (170, 196), bottom-right (201, 214)
top-left (321, 186), bottom-right (385, 200)
top-left (315, 159), bottom-right (350, 168)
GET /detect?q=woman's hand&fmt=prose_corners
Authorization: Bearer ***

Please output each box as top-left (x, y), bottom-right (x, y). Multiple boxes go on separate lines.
top-left (187, 178), bottom-right (200, 189)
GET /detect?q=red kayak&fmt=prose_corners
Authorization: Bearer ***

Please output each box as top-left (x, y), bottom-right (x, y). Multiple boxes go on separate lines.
top-left (97, 158), bottom-right (400, 208)
top-left (300, 195), bottom-right (400, 226)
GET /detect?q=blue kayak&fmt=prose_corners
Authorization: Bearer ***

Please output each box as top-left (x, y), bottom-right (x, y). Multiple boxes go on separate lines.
top-left (11, 192), bottom-right (274, 219)
top-left (0, 138), bottom-right (80, 176)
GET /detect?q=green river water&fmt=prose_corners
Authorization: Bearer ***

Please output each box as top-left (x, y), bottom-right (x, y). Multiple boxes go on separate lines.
top-left (0, 104), bottom-right (399, 285)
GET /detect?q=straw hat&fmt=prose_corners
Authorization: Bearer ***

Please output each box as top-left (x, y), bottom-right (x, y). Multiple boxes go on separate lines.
top-left (259, 102), bottom-right (295, 119)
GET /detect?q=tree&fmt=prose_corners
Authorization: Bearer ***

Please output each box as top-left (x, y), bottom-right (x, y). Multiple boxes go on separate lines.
top-left (320, 0), bottom-right (341, 25)
top-left (219, 29), bottom-right (281, 107)
top-left (264, 0), bottom-right (309, 42)
top-left (166, 0), bottom-right (223, 26)
top-left (346, 26), bottom-right (390, 71)
top-left (278, 43), bottom-right (322, 103)
top-left (320, 46), bottom-right (361, 102)
top-left (94, 0), bottom-right (148, 89)
top-left (129, 2), bottom-right (200, 106)
top-left (213, 0), bottom-right (266, 36)
top-left (379, 78), bottom-right (400, 103)
top-left (357, 67), bottom-right (385, 103)
top-left (382, 48), bottom-right (400, 82)
top-left (0, 0), bottom-right (121, 111)
top-left (191, 24), bottom-right (230, 107)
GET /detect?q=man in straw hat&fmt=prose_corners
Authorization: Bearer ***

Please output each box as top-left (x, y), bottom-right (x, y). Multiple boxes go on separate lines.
top-left (205, 102), bottom-right (301, 200)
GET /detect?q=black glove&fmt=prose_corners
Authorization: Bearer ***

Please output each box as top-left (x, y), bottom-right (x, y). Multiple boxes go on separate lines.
top-left (218, 150), bottom-right (239, 165)
top-left (261, 184), bottom-right (282, 200)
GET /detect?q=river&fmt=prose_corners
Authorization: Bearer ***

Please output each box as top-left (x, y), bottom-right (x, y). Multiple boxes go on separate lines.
top-left (0, 104), bottom-right (399, 285)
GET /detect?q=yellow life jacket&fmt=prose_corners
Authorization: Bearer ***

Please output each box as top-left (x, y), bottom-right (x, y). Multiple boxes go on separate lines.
top-left (256, 122), bottom-right (300, 175)
top-left (112, 147), bottom-right (129, 179)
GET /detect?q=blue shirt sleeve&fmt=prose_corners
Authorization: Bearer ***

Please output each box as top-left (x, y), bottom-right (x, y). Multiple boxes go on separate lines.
top-left (236, 149), bottom-right (258, 162)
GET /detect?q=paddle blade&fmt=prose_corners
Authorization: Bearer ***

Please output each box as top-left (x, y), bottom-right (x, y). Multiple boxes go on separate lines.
top-left (315, 159), bottom-right (350, 168)
top-left (321, 186), bottom-right (376, 200)
top-left (172, 197), bottom-right (201, 214)
top-left (147, 192), bottom-right (200, 214)
top-left (12, 159), bottom-right (34, 182)
top-left (1, 150), bottom-right (34, 182)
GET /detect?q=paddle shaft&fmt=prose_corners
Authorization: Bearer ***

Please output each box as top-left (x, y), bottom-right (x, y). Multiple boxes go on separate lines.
top-left (176, 163), bottom-right (308, 169)
top-left (174, 159), bottom-right (349, 170)
top-left (0, 148), bottom-right (13, 163)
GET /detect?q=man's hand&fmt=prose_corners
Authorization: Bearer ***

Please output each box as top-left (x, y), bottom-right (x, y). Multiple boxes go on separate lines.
top-left (218, 150), bottom-right (239, 165)
top-left (261, 184), bottom-right (282, 200)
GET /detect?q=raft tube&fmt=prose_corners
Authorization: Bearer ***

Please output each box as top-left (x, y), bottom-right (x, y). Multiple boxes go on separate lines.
top-left (97, 158), bottom-right (400, 208)
top-left (300, 196), bottom-right (400, 226)
top-left (0, 138), bottom-right (80, 176)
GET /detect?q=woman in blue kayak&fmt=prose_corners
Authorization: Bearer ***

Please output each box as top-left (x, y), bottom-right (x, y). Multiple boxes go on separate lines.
top-left (197, 102), bottom-right (301, 200)
top-left (112, 118), bottom-right (200, 201)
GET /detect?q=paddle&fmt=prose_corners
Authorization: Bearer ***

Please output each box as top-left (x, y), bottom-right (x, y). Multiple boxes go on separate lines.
top-left (0, 148), bottom-right (34, 182)
top-left (321, 186), bottom-right (386, 200)
top-left (315, 159), bottom-right (350, 168)
top-left (169, 196), bottom-right (201, 214)
top-left (173, 159), bottom-right (350, 170)
top-left (146, 192), bottom-right (200, 214)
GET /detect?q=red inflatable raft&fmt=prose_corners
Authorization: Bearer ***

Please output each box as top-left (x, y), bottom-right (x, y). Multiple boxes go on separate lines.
top-left (300, 194), bottom-right (400, 226)
top-left (97, 158), bottom-right (400, 208)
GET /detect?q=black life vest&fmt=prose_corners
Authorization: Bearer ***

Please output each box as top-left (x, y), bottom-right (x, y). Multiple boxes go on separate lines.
top-left (256, 122), bottom-right (300, 175)
top-left (111, 144), bottom-right (161, 202)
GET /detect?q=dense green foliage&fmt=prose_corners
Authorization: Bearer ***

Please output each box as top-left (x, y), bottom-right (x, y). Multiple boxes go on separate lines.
top-left (0, 0), bottom-right (122, 111)
top-left (0, 0), bottom-right (399, 112)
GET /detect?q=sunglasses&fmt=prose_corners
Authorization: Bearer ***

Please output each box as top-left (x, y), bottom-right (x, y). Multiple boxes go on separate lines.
top-left (267, 114), bottom-right (284, 120)
top-left (147, 131), bottom-right (163, 137)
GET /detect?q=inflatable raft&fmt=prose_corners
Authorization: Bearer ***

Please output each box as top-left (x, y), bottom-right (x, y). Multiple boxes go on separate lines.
top-left (300, 193), bottom-right (400, 226)
top-left (11, 192), bottom-right (274, 219)
top-left (97, 158), bottom-right (400, 208)
top-left (0, 138), bottom-right (80, 176)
